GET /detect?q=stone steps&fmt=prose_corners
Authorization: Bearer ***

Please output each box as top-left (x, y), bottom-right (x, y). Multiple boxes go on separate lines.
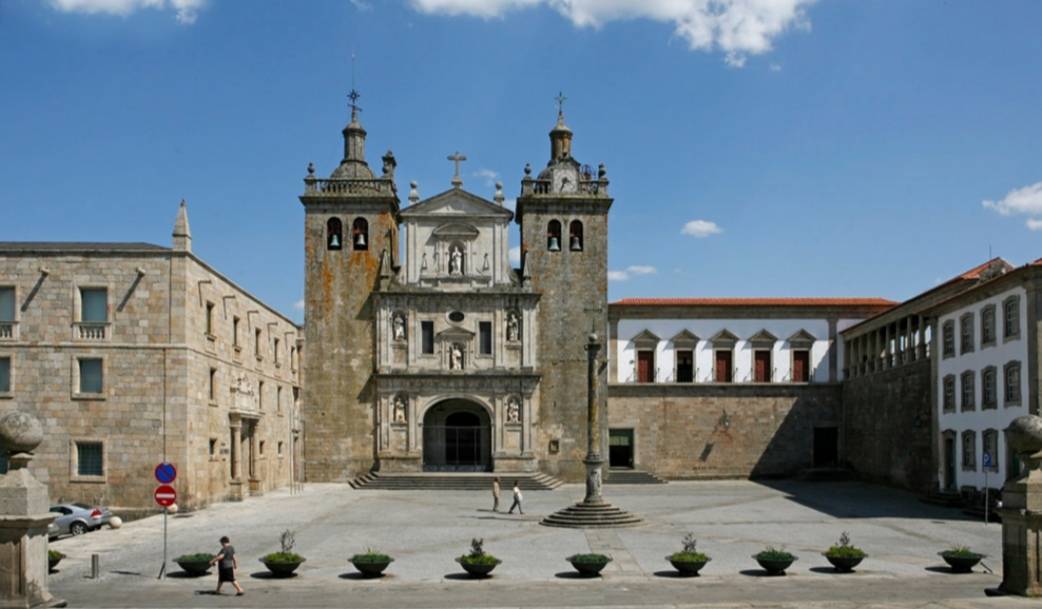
top-left (605, 469), bottom-right (667, 484)
top-left (348, 472), bottom-right (563, 491)
top-left (540, 501), bottom-right (644, 528)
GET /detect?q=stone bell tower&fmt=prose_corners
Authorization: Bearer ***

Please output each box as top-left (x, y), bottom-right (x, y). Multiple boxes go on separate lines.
top-left (300, 90), bottom-right (399, 481)
top-left (516, 98), bottom-right (612, 481)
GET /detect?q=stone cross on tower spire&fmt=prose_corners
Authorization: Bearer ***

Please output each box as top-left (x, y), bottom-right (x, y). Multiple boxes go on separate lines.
top-left (447, 151), bottom-right (467, 188)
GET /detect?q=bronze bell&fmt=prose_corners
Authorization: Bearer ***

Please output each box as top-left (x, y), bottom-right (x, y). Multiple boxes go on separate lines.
top-left (355, 232), bottom-right (366, 248)
top-left (548, 236), bottom-right (560, 251)
top-left (570, 235), bottom-right (582, 251)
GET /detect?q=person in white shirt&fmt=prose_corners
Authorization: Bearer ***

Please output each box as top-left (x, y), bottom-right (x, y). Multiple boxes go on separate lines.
top-left (507, 480), bottom-right (523, 515)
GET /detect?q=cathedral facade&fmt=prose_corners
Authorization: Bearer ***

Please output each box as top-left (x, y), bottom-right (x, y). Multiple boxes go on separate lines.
top-left (301, 100), bottom-right (609, 482)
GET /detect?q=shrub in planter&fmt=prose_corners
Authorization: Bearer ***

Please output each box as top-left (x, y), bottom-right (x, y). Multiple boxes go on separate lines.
top-left (260, 530), bottom-right (306, 577)
top-left (823, 532), bottom-right (866, 573)
top-left (753, 547), bottom-right (797, 575)
top-left (938, 546), bottom-right (984, 573)
top-left (48, 549), bottom-right (65, 572)
top-left (566, 553), bottom-right (612, 577)
top-left (667, 533), bottom-right (711, 577)
top-left (350, 549), bottom-right (394, 578)
top-left (175, 553), bottom-right (215, 576)
top-left (455, 538), bottom-right (501, 578)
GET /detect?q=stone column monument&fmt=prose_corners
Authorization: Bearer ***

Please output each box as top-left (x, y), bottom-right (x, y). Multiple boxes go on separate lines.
top-left (0, 411), bottom-right (64, 608)
top-left (999, 415), bottom-right (1042, 596)
top-left (541, 333), bottom-right (641, 528)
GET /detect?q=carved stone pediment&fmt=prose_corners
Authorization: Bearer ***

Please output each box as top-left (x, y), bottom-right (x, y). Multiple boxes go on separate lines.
top-left (432, 223), bottom-right (480, 240)
top-left (400, 188), bottom-right (513, 220)
top-left (787, 329), bottom-right (816, 348)
top-left (436, 327), bottom-right (475, 341)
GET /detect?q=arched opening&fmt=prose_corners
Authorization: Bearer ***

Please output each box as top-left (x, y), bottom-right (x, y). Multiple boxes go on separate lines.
top-left (422, 398), bottom-right (492, 472)
top-left (326, 217), bottom-right (343, 250)
top-left (352, 217), bottom-right (369, 250)
top-left (569, 220), bottom-right (583, 251)
top-left (547, 220), bottom-right (562, 251)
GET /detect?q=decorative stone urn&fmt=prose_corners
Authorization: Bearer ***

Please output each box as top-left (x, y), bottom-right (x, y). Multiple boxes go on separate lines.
top-left (0, 411), bottom-right (64, 608)
top-left (1000, 415), bottom-right (1042, 596)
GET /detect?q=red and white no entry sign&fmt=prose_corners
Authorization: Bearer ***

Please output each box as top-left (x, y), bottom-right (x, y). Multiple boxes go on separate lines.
top-left (154, 484), bottom-right (177, 507)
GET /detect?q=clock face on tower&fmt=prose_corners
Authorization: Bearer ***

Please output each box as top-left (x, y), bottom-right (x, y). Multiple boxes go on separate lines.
top-left (554, 167), bottom-right (579, 193)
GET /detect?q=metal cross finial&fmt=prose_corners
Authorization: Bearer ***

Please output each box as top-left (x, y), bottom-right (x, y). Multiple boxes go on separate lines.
top-left (347, 89), bottom-right (362, 119)
top-left (447, 151), bottom-right (467, 188)
top-left (555, 91), bottom-right (567, 116)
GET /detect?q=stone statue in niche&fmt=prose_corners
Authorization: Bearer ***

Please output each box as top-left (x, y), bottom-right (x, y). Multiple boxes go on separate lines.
top-left (482, 253), bottom-right (490, 271)
top-left (392, 395), bottom-right (407, 424)
top-left (392, 312), bottom-right (406, 341)
top-left (506, 311), bottom-right (520, 342)
top-left (449, 245), bottom-right (464, 276)
top-left (449, 343), bottom-right (464, 370)
top-left (506, 396), bottom-right (521, 424)
top-left (421, 253), bottom-right (428, 271)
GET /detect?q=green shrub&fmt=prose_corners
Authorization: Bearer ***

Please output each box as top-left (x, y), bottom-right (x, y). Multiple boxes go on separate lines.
top-left (755, 547), bottom-right (795, 561)
top-left (458, 538), bottom-right (499, 565)
top-left (825, 532), bottom-right (866, 559)
top-left (351, 550), bottom-right (393, 564)
top-left (48, 550), bottom-right (65, 561)
top-left (670, 534), bottom-right (709, 562)
top-left (175, 553), bottom-right (214, 563)
top-left (943, 546), bottom-right (982, 558)
top-left (567, 553), bottom-right (612, 564)
top-left (262, 551), bottom-right (304, 564)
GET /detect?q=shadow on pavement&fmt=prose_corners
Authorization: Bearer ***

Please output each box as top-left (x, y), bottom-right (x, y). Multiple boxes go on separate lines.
top-left (739, 569), bottom-right (789, 577)
top-left (444, 572), bottom-right (492, 580)
top-left (553, 571), bottom-right (600, 579)
top-left (249, 570), bottom-right (297, 579)
top-left (754, 479), bottom-right (975, 521)
top-left (652, 570), bottom-right (698, 578)
top-left (338, 572), bottom-right (390, 580)
top-left (166, 571), bottom-right (209, 578)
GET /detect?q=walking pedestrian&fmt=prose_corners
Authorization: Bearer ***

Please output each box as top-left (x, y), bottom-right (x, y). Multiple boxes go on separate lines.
top-left (507, 480), bottom-right (523, 515)
top-left (209, 536), bottom-right (244, 596)
top-left (492, 476), bottom-right (501, 512)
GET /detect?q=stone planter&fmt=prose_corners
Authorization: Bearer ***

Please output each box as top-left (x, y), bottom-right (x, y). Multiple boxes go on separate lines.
top-left (754, 555), bottom-right (796, 575)
top-left (567, 555), bottom-right (612, 577)
top-left (260, 557), bottom-right (304, 577)
top-left (351, 557), bottom-right (393, 578)
top-left (48, 554), bottom-right (64, 573)
top-left (455, 557), bottom-right (500, 578)
top-left (823, 554), bottom-right (865, 573)
top-left (175, 559), bottom-right (212, 577)
top-left (938, 552), bottom-right (983, 573)
top-left (667, 556), bottom-right (710, 576)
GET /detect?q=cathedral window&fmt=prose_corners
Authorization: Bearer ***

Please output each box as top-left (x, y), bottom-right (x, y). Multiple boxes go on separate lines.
top-left (421, 321), bottom-right (434, 354)
top-left (352, 217), bottom-right (369, 250)
top-left (326, 217), bottom-right (343, 250)
top-left (547, 220), bottom-right (562, 251)
top-left (569, 220), bottom-right (583, 251)
top-left (479, 321), bottom-right (492, 355)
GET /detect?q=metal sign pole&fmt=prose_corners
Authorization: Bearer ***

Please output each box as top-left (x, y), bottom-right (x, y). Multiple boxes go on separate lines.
top-left (985, 469), bottom-right (989, 526)
top-left (158, 509), bottom-right (167, 579)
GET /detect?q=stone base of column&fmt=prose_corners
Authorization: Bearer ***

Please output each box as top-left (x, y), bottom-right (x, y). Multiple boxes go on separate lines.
top-left (540, 500), bottom-right (643, 528)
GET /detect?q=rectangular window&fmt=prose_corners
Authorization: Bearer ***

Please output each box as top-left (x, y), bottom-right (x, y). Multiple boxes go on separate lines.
top-left (290, 346), bottom-right (296, 371)
top-left (209, 367), bottom-right (217, 402)
top-left (421, 321), bottom-right (434, 354)
top-left (0, 287), bottom-right (14, 322)
top-left (983, 430), bottom-right (999, 472)
top-left (278, 441), bottom-right (284, 456)
top-left (960, 313), bottom-right (974, 354)
top-left (942, 321), bottom-right (955, 358)
top-left (78, 358), bottom-right (103, 394)
top-left (715, 350), bottom-right (733, 383)
top-left (1006, 361), bottom-right (1022, 405)
top-left (960, 371), bottom-right (975, 412)
top-left (982, 367), bottom-right (997, 409)
top-left (637, 350), bottom-right (655, 383)
top-left (258, 380), bottom-right (264, 409)
top-left (981, 305), bottom-right (996, 346)
top-left (754, 350), bottom-right (772, 383)
top-left (1004, 297), bottom-right (1020, 339)
top-left (479, 322), bottom-right (492, 355)
top-left (962, 431), bottom-right (976, 471)
top-left (942, 375), bottom-right (955, 412)
top-left (205, 302), bottom-right (215, 336)
top-left (274, 338), bottom-right (281, 364)
top-left (259, 440), bottom-right (265, 456)
top-left (792, 350), bottom-right (810, 383)
top-left (80, 288), bottom-right (108, 322)
top-left (209, 438), bottom-right (218, 458)
top-left (676, 350), bottom-right (694, 383)
top-left (0, 356), bottom-right (9, 393)
top-left (277, 385), bottom-right (283, 414)
top-left (232, 317), bottom-right (241, 348)
top-left (255, 328), bottom-right (263, 358)
top-left (76, 442), bottom-right (103, 476)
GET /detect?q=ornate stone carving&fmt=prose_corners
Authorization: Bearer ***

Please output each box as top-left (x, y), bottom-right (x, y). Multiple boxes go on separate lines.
top-left (392, 395), bottom-right (407, 424)
top-left (449, 343), bottom-right (464, 370)
top-left (232, 374), bottom-right (256, 411)
top-left (506, 311), bottom-right (520, 342)
top-left (449, 245), bottom-right (464, 276)
top-left (0, 411), bottom-right (44, 456)
top-left (392, 312), bottom-right (406, 341)
top-left (506, 396), bottom-right (521, 424)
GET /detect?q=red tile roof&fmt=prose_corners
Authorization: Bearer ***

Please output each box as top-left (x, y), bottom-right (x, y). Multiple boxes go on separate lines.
top-left (611, 297), bottom-right (897, 307)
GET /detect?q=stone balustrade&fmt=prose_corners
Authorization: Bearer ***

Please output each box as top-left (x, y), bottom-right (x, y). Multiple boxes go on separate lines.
top-left (303, 177), bottom-right (395, 196)
top-left (75, 321), bottom-right (108, 340)
top-left (0, 321), bottom-right (15, 340)
top-left (520, 178), bottom-right (609, 197)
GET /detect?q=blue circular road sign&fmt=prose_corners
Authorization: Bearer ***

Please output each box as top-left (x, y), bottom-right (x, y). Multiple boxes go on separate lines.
top-left (154, 462), bottom-right (177, 484)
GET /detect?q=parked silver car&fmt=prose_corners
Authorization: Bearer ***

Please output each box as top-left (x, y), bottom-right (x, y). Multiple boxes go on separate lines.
top-left (47, 503), bottom-right (113, 538)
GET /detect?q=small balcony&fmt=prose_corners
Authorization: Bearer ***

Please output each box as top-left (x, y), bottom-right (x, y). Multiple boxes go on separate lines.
top-left (0, 321), bottom-right (16, 340)
top-left (75, 322), bottom-right (109, 341)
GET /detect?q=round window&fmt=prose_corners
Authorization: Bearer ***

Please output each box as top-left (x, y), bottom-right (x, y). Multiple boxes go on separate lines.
top-left (448, 311), bottom-right (465, 323)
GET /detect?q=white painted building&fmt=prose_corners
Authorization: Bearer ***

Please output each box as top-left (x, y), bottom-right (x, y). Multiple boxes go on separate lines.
top-left (609, 299), bottom-right (894, 385)
top-left (932, 265), bottom-right (1033, 492)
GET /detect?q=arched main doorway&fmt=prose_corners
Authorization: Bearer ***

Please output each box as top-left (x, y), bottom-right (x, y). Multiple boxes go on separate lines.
top-left (422, 399), bottom-right (492, 472)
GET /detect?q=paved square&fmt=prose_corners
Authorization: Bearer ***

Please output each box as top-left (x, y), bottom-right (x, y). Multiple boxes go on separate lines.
top-left (49, 481), bottom-right (1027, 608)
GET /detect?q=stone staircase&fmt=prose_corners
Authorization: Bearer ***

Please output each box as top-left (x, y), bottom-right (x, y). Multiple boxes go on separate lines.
top-left (348, 471), bottom-right (563, 491)
top-left (540, 501), bottom-right (644, 528)
top-left (605, 469), bottom-right (667, 484)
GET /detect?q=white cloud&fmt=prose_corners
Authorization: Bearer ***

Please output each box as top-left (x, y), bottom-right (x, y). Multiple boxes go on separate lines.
top-left (473, 168), bottom-right (499, 188)
top-left (769, 62), bottom-right (782, 72)
top-left (350, 0), bottom-right (372, 10)
top-left (608, 265), bottom-right (657, 281)
top-left (410, 0), bottom-right (816, 66)
top-left (503, 197), bottom-right (517, 211)
top-left (982, 181), bottom-right (1042, 217)
top-left (48, 0), bottom-right (205, 23)
top-left (1027, 218), bottom-right (1042, 231)
top-left (293, 299), bottom-right (305, 311)
top-left (509, 246), bottom-right (521, 266)
top-left (681, 219), bottom-right (723, 238)
top-left (607, 270), bottom-right (630, 281)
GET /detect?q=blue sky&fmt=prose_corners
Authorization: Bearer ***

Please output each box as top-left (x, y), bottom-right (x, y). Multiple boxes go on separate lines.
top-left (2, 1), bottom-right (1041, 322)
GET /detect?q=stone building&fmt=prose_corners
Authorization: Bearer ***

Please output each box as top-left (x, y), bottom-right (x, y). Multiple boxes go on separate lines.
top-left (301, 98), bottom-right (610, 482)
top-left (0, 203), bottom-right (302, 509)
